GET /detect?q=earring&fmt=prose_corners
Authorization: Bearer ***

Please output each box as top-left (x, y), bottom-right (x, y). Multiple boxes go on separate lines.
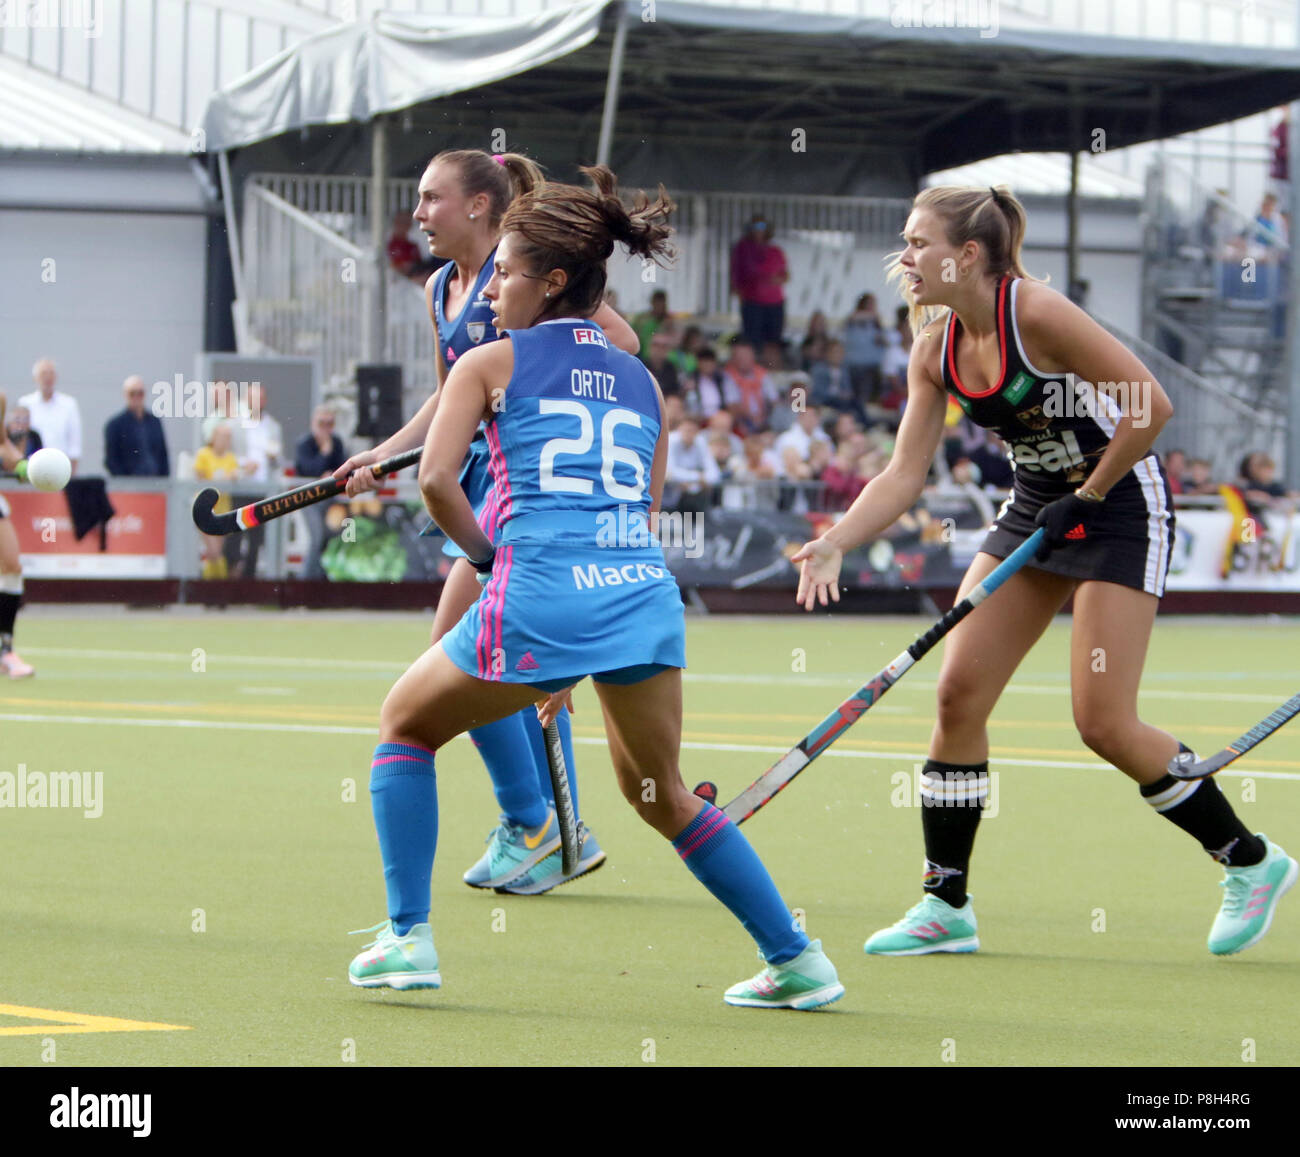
top-left (469, 213), bottom-right (476, 219)
top-left (545, 291), bottom-right (551, 298)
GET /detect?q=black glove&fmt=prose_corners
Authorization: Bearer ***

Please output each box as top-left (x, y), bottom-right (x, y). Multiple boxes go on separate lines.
top-left (1033, 492), bottom-right (1102, 560)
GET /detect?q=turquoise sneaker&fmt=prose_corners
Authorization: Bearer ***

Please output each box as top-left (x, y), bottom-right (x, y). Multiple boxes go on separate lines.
top-left (863, 894), bottom-right (979, 955)
top-left (347, 921), bottom-right (441, 990)
top-left (1208, 834), bottom-right (1298, 956)
top-left (463, 809), bottom-right (561, 889)
top-left (723, 939), bottom-right (844, 1010)
top-left (494, 825), bottom-right (606, 895)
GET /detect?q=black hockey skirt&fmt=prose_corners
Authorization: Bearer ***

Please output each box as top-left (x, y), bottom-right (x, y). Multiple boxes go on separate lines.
top-left (979, 454), bottom-right (1175, 597)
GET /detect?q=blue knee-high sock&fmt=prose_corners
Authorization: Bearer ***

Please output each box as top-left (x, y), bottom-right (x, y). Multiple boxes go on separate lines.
top-left (525, 707), bottom-right (579, 821)
top-left (672, 803), bottom-right (808, 964)
top-left (370, 742), bottom-right (438, 936)
top-left (469, 713), bottom-right (549, 829)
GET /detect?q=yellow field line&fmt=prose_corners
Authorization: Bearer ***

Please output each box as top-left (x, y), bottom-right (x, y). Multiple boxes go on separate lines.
top-left (0, 1004), bottom-right (190, 1036)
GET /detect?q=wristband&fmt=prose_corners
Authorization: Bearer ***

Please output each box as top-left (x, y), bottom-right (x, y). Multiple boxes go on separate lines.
top-left (469, 549), bottom-right (496, 575)
top-left (1075, 487), bottom-right (1105, 503)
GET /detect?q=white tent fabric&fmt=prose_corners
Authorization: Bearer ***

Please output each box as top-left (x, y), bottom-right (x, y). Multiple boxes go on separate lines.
top-left (200, 4), bottom-right (609, 153)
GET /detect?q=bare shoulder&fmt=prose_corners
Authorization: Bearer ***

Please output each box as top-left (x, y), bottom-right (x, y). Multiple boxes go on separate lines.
top-left (1013, 278), bottom-right (1081, 333)
top-left (909, 317), bottom-right (948, 386)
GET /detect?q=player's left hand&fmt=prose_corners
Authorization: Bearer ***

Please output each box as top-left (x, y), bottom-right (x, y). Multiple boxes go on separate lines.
top-left (535, 686), bottom-right (576, 729)
top-left (1034, 492), bottom-right (1103, 559)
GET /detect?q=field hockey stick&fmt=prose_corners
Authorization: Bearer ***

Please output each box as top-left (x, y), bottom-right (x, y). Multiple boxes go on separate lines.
top-left (192, 446), bottom-right (422, 535)
top-left (1167, 692), bottom-right (1300, 780)
top-left (542, 720), bottom-right (582, 874)
top-left (696, 527), bottom-right (1046, 824)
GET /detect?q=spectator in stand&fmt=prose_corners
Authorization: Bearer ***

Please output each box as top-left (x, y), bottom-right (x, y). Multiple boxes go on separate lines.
top-left (810, 338), bottom-right (859, 419)
top-left (642, 328), bottom-right (681, 398)
top-left (1253, 192), bottom-right (1288, 255)
top-left (201, 381), bottom-right (253, 471)
top-left (706, 432), bottom-right (735, 499)
top-left (880, 305), bottom-right (913, 405)
top-left (1238, 452), bottom-right (1295, 504)
top-left (706, 410), bottom-right (744, 459)
top-left (294, 406), bottom-right (347, 580)
top-left (20, 358), bottom-right (82, 474)
top-left (830, 411), bottom-right (861, 448)
top-left (665, 415), bottom-right (719, 514)
top-left (1184, 457), bottom-right (1218, 497)
top-left (1272, 108), bottom-right (1290, 203)
top-left (661, 393), bottom-right (686, 433)
top-left (5, 406), bottom-right (42, 459)
top-left (768, 373), bottom-right (812, 436)
top-left (968, 427), bottom-right (1014, 490)
top-left (775, 406), bottom-right (833, 480)
top-left (670, 325), bottom-right (704, 379)
top-left (193, 424), bottom-right (240, 579)
top-left (724, 336), bottom-right (780, 434)
top-left (1162, 448), bottom-right (1188, 496)
top-left (689, 347), bottom-right (734, 419)
top-left (104, 375), bottom-right (169, 476)
top-left (731, 214), bottom-right (788, 348)
top-left (805, 310), bottom-right (831, 347)
top-left (242, 383), bottom-right (283, 484)
top-left (842, 294), bottom-right (887, 407)
top-left (800, 333), bottom-right (828, 372)
top-left (387, 210), bottom-right (446, 284)
top-left (632, 289), bottom-right (671, 350)
top-left (727, 432), bottom-right (782, 510)
top-left (821, 441), bottom-right (871, 512)
top-left (295, 405), bottom-right (347, 477)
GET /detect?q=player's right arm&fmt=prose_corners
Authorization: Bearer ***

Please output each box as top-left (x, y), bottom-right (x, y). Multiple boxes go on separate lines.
top-left (791, 320), bottom-right (950, 610)
top-left (336, 272), bottom-right (450, 496)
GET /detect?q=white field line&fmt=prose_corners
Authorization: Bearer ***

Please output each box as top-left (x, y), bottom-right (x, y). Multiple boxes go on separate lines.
top-left (15, 647), bottom-right (1296, 703)
top-left (1, 712), bottom-right (1295, 781)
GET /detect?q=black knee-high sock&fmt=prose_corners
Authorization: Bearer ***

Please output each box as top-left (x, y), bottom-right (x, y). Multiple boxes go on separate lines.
top-left (1141, 746), bottom-right (1264, 866)
top-left (0, 590), bottom-right (20, 653)
top-left (920, 758), bottom-right (987, 907)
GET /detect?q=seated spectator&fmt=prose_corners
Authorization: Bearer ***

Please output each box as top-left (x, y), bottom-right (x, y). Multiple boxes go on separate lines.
top-left (769, 373), bottom-right (813, 436)
top-left (843, 293), bottom-right (886, 406)
top-left (632, 289), bottom-right (670, 350)
top-left (5, 406), bottom-right (42, 459)
top-left (880, 305), bottom-right (912, 406)
top-left (689, 348), bottom-right (735, 419)
top-left (661, 393), bottom-right (686, 433)
top-left (665, 415), bottom-right (719, 513)
top-left (968, 428), bottom-right (1014, 490)
top-left (706, 433), bottom-right (734, 501)
top-left (725, 433), bottom-right (782, 510)
top-left (804, 310), bottom-right (831, 346)
top-left (706, 410), bottom-right (743, 459)
top-left (104, 375), bottom-right (169, 476)
top-left (295, 406), bottom-right (347, 477)
top-left (669, 325), bottom-right (704, 378)
top-left (1238, 452), bottom-right (1293, 504)
top-left (800, 333), bottom-right (828, 372)
top-left (642, 329), bottom-right (681, 398)
top-left (1183, 457), bottom-right (1218, 496)
top-left (1162, 448), bottom-right (1188, 495)
top-left (821, 442), bottom-right (870, 511)
top-left (775, 407), bottom-right (833, 481)
top-left (810, 339), bottom-right (858, 417)
top-left (724, 337), bottom-right (780, 434)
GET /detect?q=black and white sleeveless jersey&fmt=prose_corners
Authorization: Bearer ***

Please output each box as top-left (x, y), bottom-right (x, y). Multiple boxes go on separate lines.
top-left (939, 276), bottom-right (1157, 501)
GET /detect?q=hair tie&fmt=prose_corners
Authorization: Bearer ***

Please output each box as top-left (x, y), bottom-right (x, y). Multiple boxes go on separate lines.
top-left (493, 154), bottom-right (506, 165)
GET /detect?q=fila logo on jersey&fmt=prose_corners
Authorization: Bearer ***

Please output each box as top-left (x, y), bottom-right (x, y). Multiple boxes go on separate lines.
top-left (572, 328), bottom-right (608, 347)
top-left (467, 322), bottom-right (487, 343)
